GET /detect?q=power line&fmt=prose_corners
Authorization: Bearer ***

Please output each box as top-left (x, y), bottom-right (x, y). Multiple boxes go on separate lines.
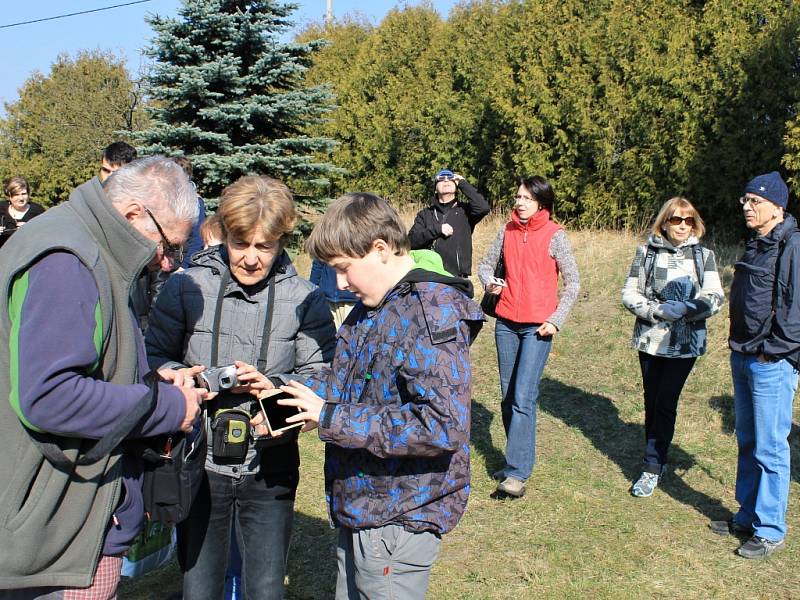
top-left (0, 0), bottom-right (156, 30)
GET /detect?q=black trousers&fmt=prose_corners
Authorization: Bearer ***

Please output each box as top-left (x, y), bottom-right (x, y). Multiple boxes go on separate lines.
top-left (638, 352), bottom-right (697, 471)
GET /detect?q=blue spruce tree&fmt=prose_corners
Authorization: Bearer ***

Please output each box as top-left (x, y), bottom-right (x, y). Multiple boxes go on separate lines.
top-left (135, 0), bottom-right (340, 202)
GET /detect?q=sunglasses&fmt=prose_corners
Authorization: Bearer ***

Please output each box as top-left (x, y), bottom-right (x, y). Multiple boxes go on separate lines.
top-left (436, 174), bottom-right (455, 182)
top-left (739, 195), bottom-right (767, 206)
top-left (144, 206), bottom-right (185, 264)
top-left (667, 215), bottom-right (696, 227)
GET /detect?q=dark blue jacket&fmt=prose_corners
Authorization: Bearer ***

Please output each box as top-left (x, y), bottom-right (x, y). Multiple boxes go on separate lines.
top-left (310, 259), bottom-right (358, 303)
top-left (729, 213), bottom-right (800, 365)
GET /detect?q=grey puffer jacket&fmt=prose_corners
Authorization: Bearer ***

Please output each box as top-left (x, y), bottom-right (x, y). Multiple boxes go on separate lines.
top-left (145, 245), bottom-right (336, 477)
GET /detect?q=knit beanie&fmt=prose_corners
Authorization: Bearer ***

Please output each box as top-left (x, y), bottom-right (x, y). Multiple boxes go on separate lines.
top-left (744, 171), bottom-right (789, 208)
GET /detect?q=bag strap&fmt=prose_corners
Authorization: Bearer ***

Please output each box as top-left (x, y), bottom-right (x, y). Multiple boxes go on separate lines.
top-left (209, 269), bottom-right (231, 367)
top-left (30, 370), bottom-right (160, 468)
top-left (692, 244), bottom-right (705, 288)
top-left (256, 277), bottom-right (276, 372)
top-left (209, 268), bottom-right (276, 372)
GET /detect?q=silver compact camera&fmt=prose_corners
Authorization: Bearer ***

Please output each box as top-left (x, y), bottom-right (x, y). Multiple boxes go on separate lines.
top-left (195, 365), bottom-right (239, 392)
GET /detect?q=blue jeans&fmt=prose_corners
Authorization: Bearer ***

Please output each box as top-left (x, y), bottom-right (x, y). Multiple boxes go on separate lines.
top-left (178, 469), bottom-right (297, 600)
top-left (495, 318), bottom-right (552, 482)
top-left (730, 351), bottom-right (797, 541)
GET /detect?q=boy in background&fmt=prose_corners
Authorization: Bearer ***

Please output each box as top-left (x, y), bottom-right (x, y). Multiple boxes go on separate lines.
top-left (276, 193), bottom-right (483, 599)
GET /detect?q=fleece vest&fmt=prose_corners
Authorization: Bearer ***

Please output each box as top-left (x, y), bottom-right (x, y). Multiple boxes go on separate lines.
top-left (0, 178), bottom-right (155, 590)
top-left (496, 211), bottom-right (562, 324)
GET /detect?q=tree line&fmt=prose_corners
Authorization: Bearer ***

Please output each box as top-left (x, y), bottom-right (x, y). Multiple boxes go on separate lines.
top-left (301, 0), bottom-right (800, 235)
top-left (2, 0), bottom-right (800, 236)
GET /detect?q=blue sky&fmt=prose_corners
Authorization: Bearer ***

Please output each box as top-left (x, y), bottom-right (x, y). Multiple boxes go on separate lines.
top-left (1, 0), bottom-right (460, 112)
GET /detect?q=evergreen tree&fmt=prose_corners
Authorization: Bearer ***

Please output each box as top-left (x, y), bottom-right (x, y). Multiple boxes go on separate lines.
top-left (134, 0), bottom-right (340, 202)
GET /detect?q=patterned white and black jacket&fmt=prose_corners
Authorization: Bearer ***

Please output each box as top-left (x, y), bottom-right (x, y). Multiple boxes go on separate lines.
top-left (621, 234), bottom-right (724, 358)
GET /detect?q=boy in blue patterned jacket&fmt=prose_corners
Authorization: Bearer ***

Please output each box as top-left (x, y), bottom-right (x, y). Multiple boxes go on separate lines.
top-left (277, 193), bottom-right (484, 599)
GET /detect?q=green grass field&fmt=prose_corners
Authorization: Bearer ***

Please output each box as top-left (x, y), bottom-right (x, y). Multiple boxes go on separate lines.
top-left (120, 216), bottom-right (800, 599)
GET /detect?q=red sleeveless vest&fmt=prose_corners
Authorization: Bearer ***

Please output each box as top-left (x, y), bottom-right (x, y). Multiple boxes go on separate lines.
top-left (496, 209), bottom-right (562, 324)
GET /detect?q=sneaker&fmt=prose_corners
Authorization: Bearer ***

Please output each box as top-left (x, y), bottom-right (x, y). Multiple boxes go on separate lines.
top-left (736, 535), bottom-right (785, 559)
top-left (630, 471), bottom-right (661, 497)
top-left (496, 477), bottom-right (525, 498)
top-left (709, 519), bottom-right (754, 537)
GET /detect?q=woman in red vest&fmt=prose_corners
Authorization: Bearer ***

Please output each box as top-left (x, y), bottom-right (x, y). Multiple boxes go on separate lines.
top-left (478, 176), bottom-right (581, 498)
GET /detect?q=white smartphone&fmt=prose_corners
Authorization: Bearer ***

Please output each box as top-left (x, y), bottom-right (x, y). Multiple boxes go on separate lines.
top-left (491, 277), bottom-right (507, 287)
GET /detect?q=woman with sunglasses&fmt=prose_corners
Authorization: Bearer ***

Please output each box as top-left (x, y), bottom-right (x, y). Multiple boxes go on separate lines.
top-left (478, 176), bottom-right (580, 498)
top-left (622, 197), bottom-right (724, 497)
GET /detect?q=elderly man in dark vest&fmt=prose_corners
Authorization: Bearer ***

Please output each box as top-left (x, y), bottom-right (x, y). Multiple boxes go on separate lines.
top-left (0, 156), bottom-right (208, 598)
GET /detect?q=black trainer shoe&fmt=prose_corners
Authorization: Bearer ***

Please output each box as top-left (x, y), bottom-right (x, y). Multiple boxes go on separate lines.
top-left (736, 535), bottom-right (785, 559)
top-left (709, 519), bottom-right (754, 537)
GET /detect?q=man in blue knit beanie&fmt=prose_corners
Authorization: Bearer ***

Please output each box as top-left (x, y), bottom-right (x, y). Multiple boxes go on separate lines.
top-left (710, 170), bottom-right (799, 558)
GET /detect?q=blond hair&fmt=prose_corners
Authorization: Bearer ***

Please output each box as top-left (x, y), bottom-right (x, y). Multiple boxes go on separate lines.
top-left (218, 176), bottom-right (296, 246)
top-left (4, 176), bottom-right (28, 198)
top-left (651, 196), bottom-right (706, 239)
top-left (305, 193), bottom-right (410, 262)
top-left (200, 212), bottom-right (223, 247)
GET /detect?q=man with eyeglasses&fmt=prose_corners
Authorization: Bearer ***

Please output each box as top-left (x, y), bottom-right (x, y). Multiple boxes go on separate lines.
top-left (0, 156), bottom-right (209, 597)
top-left (409, 168), bottom-right (490, 278)
top-left (709, 171), bottom-right (800, 559)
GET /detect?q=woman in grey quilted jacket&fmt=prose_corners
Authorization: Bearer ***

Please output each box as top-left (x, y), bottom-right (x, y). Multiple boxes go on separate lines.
top-left (621, 197), bottom-right (724, 498)
top-left (146, 176), bottom-right (335, 600)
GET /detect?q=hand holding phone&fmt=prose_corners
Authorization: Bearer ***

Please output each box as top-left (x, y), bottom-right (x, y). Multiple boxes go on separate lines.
top-left (491, 277), bottom-right (507, 287)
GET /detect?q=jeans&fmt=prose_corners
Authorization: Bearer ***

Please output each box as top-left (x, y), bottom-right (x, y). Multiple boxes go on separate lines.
top-left (178, 469), bottom-right (298, 600)
top-left (335, 525), bottom-right (441, 600)
top-left (495, 318), bottom-right (552, 482)
top-left (730, 351), bottom-right (797, 541)
top-left (638, 352), bottom-right (697, 471)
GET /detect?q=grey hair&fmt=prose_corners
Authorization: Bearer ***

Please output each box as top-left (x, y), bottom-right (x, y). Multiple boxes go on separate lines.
top-left (103, 155), bottom-right (198, 227)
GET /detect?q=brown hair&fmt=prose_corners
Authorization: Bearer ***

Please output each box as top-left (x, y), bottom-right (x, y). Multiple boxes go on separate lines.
top-left (305, 193), bottom-right (410, 262)
top-left (4, 176), bottom-right (28, 198)
top-left (218, 176), bottom-right (296, 246)
top-left (200, 212), bottom-right (223, 247)
top-left (651, 196), bottom-right (706, 239)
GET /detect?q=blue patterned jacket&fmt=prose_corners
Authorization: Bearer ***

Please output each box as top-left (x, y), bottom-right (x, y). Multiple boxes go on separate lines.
top-left (311, 264), bottom-right (484, 535)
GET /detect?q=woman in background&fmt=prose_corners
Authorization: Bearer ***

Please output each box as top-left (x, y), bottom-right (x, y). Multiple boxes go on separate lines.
top-left (1, 176), bottom-right (45, 247)
top-left (478, 176), bottom-right (580, 499)
top-left (621, 197), bottom-right (724, 497)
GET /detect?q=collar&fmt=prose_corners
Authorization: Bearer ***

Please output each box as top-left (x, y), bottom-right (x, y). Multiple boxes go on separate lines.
top-left (67, 177), bottom-right (156, 285)
top-left (511, 207), bottom-right (552, 231)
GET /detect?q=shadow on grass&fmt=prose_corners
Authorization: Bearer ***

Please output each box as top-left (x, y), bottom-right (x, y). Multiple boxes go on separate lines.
top-left (539, 377), bottom-right (732, 521)
top-left (470, 400), bottom-right (506, 478)
top-left (708, 394), bottom-right (800, 485)
top-left (286, 511), bottom-right (337, 600)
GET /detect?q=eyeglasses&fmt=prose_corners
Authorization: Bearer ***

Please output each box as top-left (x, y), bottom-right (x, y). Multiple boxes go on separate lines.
top-left (514, 194), bottom-right (537, 205)
top-left (143, 207), bottom-right (184, 264)
top-left (667, 216), bottom-right (696, 227)
top-left (739, 195), bottom-right (766, 207)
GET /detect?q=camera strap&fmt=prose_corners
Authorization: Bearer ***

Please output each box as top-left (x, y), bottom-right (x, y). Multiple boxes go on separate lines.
top-left (209, 269), bottom-right (276, 372)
